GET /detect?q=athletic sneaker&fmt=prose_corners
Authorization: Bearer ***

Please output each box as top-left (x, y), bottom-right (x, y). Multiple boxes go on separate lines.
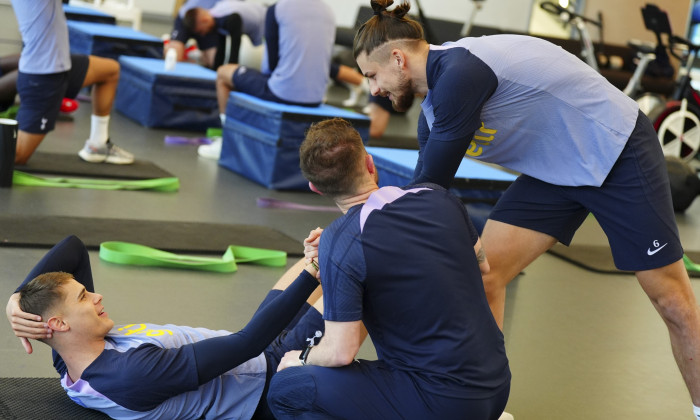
top-left (197, 137), bottom-right (222, 160)
top-left (78, 140), bottom-right (135, 165)
top-left (498, 412), bottom-right (515, 420)
top-left (342, 79), bottom-right (369, 108)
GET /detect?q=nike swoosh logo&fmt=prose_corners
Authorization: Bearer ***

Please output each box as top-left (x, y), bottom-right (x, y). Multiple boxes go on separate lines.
top-left (647, 243), bottom-right (668, 255)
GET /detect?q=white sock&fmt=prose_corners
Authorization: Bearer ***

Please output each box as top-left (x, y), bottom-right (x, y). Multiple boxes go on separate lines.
top-left (88, 115), bottom-right (110, 147)
top-left (219, 113), bottom-right (226, 127)
top-left (693, 404), bottom-right (700, 419)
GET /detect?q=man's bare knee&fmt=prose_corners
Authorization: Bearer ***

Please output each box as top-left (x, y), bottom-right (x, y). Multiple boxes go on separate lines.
top-left (652, 289), bottom-right (699, 330)
top-left (216, 64), bottom-right (237, 88)
top-left (15, 131), bottom-right (46, 164)
top-left (97, 59), bottom-right (120, 83)
top-left (637, 262), bottom-right (699, 329)
top-left (85, 56), bottom-right (120, 86)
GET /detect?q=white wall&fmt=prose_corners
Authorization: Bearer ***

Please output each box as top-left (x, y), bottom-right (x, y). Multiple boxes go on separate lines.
top-left (100, 0), bottom-right (694, 45)
top-left (133, 0), bottom-right (535, 33)
top-left (133, 0), bottom-right (177, 16)
top-left (583, 0), bottom-right (692, 45)
top-left (323, 0), bottom-right (533, 33)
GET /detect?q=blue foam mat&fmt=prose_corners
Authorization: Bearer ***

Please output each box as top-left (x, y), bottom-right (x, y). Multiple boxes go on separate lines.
top-left (366, 147), bottom-right (517, 233)
top-left (68, 21), bottom-right (163, 60)
top-left (367, 146), bottom-right (517, 201)
top-left (119, 56), bottom-right (218, 81)
top-left (68, 21), bottom-right (161, 41)
top-left (63, 4), bottom-right (116, 24)
top-left (367, 147), bottom-right (517, 182)
top-left (219, 92), bottom-right (370, 190)
top-left (115, 57), bottom-right (219, 130)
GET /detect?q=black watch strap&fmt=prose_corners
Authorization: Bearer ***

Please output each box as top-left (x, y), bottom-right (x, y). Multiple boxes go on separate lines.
top-left (299, 345), bottom-right (313, 366)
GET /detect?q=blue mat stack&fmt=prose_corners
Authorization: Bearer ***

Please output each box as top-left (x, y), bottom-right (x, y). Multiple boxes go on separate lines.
top-left (67, 21), bottom-right (162, 61)
top-left (115, 57), bottom-right (219, 130)
top-left (220, 92), bottom-right (370, 190)
top-left (63, 4), bottom-right (117, 25)
top-left (367, 147), bottom-right (518, 233)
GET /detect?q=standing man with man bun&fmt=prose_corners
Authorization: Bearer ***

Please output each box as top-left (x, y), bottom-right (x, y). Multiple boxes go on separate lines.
top-left (352, 0), bottom-right (700, 417)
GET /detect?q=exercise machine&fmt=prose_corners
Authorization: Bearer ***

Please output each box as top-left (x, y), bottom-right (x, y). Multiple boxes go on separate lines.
top-left (539, 1), bottom-right (603, 72)
top-left (644, 4), bottom-right (700, 162)
top-left (623, 39), bottom-right (666, 120)
top-left (461, 0), bottom-right (486, 38)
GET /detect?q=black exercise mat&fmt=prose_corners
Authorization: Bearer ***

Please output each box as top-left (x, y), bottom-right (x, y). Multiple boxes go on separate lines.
top-left (0, 377), bottom-right (109, 419)
top-left (15, 152), bottom-right (174, 180)
top-left (548, 243), bottom-right (700, 278)
top-left (0, 215), bottom-right (304, 257)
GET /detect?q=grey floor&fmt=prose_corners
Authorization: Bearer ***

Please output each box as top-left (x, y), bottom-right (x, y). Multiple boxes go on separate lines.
top-left (2, 8), bottom-right (700, 420)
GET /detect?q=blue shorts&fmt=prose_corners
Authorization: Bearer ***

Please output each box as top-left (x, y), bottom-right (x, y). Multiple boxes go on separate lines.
top-left (267, 360), bottom-right (510, 420)
top-left (489, 110), bottom-right (682, 271)
top-left (171, 15), bottom-right (219, 50)
top-left (232, 66), bottom-right (321, 107)
top-left (16, 54), bottom-right (89, 134)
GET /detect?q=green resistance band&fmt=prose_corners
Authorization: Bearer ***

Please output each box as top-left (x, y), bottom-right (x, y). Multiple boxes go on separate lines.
top-left (685, 254), bottom-right (700, 274)
top-left (0, 104), bottom-right (18, 120)
top-left (206, 127), bottom-right (222, 138)
top-left (13, 171), bottom-right (179, 192)
top-left (99, 241), bottom-right (287, 273)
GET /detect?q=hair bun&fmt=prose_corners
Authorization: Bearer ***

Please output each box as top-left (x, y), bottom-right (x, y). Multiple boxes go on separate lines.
top-left (391, 2), bottom-right (411, 19)
top-left (370, 0), bottom-right (393, 16)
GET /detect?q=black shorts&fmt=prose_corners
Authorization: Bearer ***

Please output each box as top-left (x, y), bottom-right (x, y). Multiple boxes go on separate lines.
top-left (16, 54), bottom-right (89, 133)
top-left (232, 66), bottom-right (320, 107)
top-left (489, 110), bottom-right (682, 271)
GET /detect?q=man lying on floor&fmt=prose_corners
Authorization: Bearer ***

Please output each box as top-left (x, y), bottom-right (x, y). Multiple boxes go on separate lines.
top-left (5, 235), bottom-right (322, 420)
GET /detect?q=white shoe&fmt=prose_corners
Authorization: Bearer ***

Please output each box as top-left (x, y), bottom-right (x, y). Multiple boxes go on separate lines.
top-left (342, 79), bottom-right (369, 108)
top-left (78, 140), bottom-right (134, 165)
top-left (498, 412), bottom-right (514, 420)
top-left (198, 137), bottom-right (222, 160)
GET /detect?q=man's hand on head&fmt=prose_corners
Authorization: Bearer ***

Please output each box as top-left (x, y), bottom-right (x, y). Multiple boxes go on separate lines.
top-left (6, 292), bottom-right (52, 354)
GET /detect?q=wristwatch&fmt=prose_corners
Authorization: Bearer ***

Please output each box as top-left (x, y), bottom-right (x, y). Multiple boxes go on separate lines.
top-left (299, 345), bottom-right (312, 366)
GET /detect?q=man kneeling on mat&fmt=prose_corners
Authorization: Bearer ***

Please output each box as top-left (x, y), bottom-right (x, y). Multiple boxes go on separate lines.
top-left (11, 0), bottom-right (134, 165)
top-left (267, 118), bottom-right (511, 420)
top-left (5, 235), bottom-right (323, 419)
